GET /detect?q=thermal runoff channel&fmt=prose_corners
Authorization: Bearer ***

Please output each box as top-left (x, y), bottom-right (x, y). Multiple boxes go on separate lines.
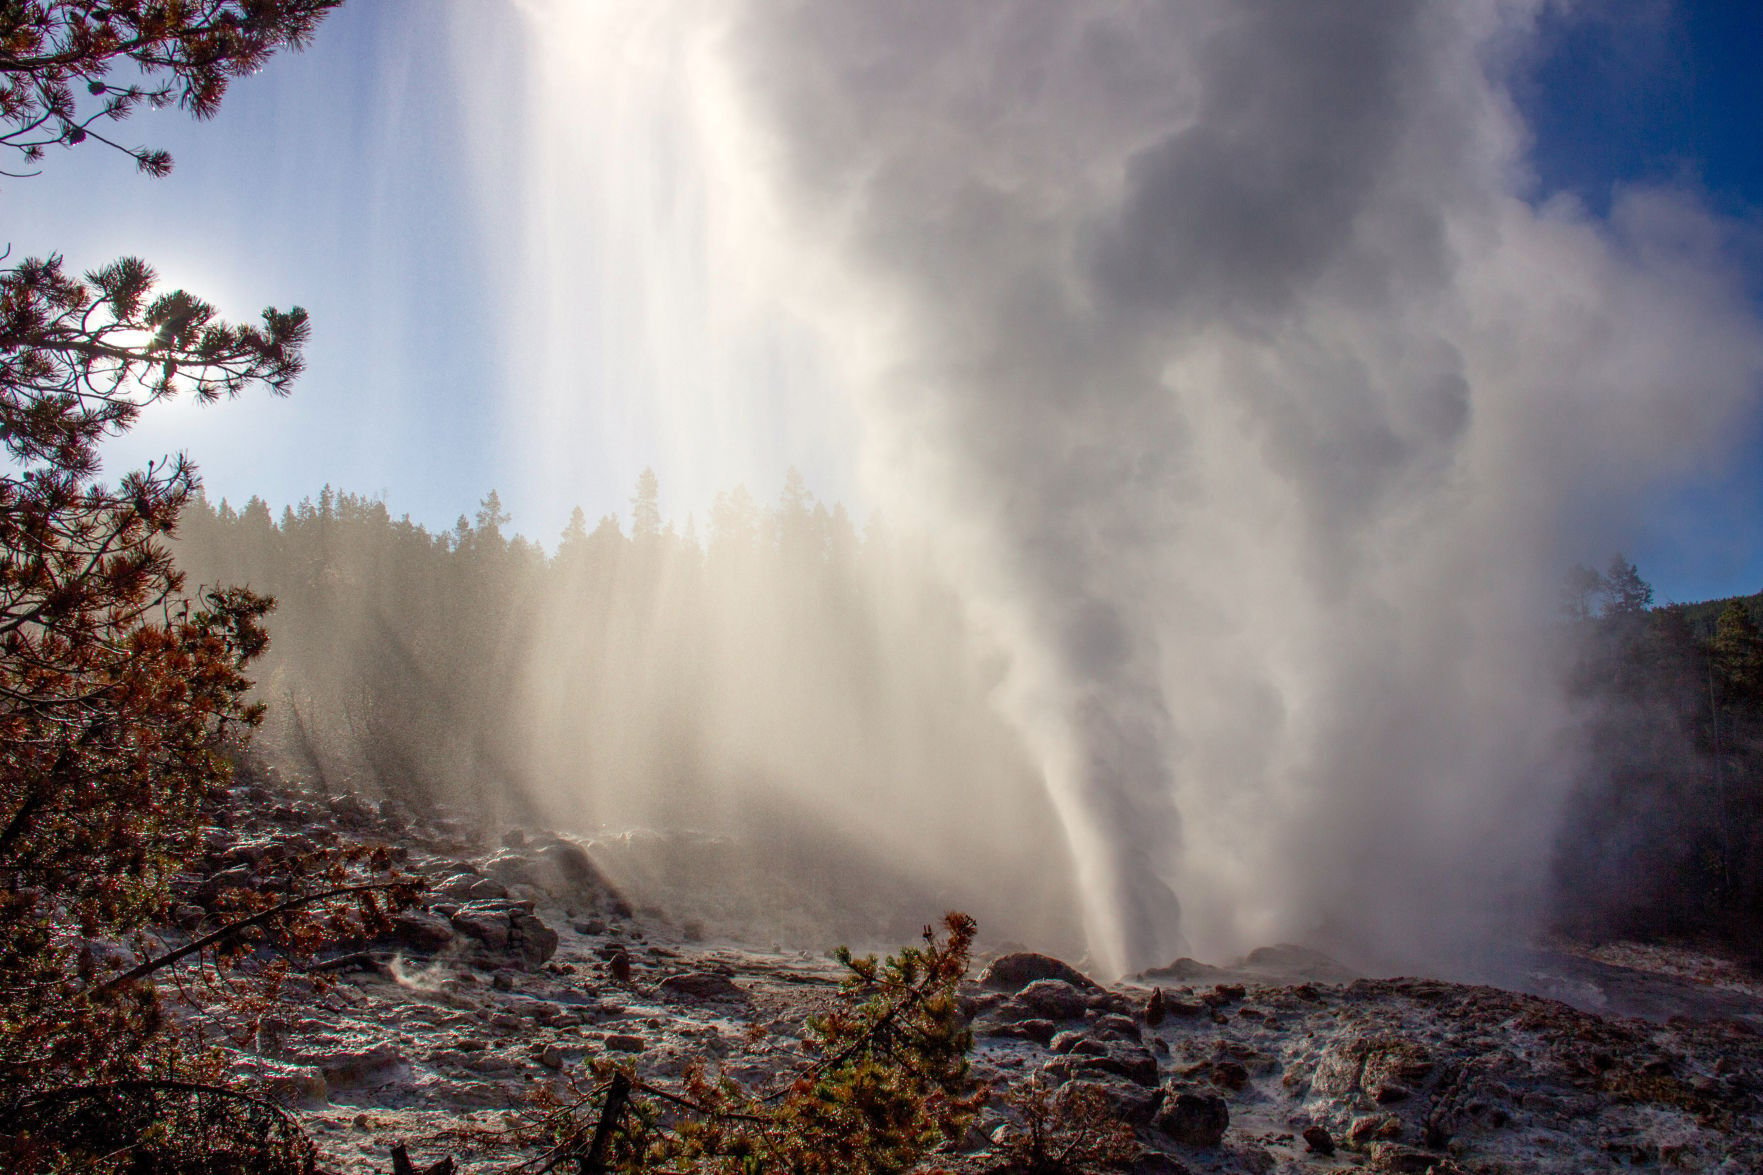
top-left (454, 1), bottom-right (1763, 976)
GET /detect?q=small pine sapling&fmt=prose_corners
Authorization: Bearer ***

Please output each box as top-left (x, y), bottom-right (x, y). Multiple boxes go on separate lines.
top-left (516, 912), bottom-right (986, 1174)
top-left (989, 1079), bottom-right (1139, 1175)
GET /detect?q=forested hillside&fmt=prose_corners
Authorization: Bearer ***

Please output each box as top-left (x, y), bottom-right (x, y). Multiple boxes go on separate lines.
top-left (175, 473), bottom-right (1082, 948)
top-left (1555, 558), bottom-right (1763, 952)
top-left (180, 487), bottom-right (1763, 955)
top-left (1671, 592), bottom-right (1763, 642)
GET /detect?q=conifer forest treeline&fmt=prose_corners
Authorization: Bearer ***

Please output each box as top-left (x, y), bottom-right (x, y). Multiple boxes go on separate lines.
top-left (1554, 558), bottom-right (1763, 950)
top-left (175, 474), bottom-right (1079, 945)
top-left (180, 491), bottom-right (1763, 955)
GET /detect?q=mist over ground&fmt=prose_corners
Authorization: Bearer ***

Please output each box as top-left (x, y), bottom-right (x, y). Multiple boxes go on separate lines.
top-left (468, 1), bottom-right (1763, 975)
top-left (186, 2), bottom-right (1763, 978)
top-left (177, 484), bottom-right (1090, 959)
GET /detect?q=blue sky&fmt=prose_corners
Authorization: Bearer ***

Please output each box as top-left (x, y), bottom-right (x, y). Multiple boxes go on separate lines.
top-left (1519, 1), bottom-right (1763, 601)
top-left (5, 2), bottom-right (518, 531)
top-left (6, 0), bottom-right (1762, 601)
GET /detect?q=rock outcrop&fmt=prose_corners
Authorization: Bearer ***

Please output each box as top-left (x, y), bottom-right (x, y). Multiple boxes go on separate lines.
top-left (979, 951), bottom-right (1101, 993)
top-left (178, 776), bottom-right (1763, 1175)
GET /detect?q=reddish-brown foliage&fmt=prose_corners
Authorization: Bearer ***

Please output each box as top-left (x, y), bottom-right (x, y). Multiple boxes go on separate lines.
top-left (0, 5), bottom-right (371, 1167)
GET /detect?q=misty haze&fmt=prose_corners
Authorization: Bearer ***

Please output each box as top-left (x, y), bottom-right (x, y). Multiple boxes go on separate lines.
top-left (6, 2), bottom-right (1763, 1172)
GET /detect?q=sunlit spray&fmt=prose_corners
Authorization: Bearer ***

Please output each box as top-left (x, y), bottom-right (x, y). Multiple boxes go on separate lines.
top-left (459, 0), bottom-right (1763, 975)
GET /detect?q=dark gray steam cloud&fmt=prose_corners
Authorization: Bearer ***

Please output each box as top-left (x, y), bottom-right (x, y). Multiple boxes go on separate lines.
top-left (488, 1), bottom-right (1763, 974)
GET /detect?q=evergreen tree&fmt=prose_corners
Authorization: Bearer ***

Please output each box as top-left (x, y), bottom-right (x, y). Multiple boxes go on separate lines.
top-left (559, 505), bottom-right (589, 552)
top-left (0, 260), bottom-right (306, 1005)
top-left (1713, 599), bottom-right (1763, 702)
top-left (630, 468), bottom-right (662, 543)
top-left (0, 6), bottom-right (393, 1168)
top-left (1603, 553), bottom-right (1654, 615)
top-left (708, 484), bottom-right (759, 560)
top-left (476, 488), bottom-right (511, 539)
top-left (1560, 562), bottom-right (1605, 621)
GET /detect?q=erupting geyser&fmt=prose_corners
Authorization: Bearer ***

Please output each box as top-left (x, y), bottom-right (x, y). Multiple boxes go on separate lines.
top-left (460, 1), bottom-right (1763, 975)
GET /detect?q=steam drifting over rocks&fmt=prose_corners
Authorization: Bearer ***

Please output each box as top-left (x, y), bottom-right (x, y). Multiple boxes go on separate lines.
top-left (467, 0), bottom-right (1763, 974)
top-left (198, 781), bottom-right (1763, 1173)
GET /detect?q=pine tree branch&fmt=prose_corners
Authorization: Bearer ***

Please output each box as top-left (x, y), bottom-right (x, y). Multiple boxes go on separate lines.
top-left (97, 881), bottom-right (407, 993)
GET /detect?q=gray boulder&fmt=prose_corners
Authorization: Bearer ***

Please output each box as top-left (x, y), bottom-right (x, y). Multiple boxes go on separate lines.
top-left (1010, 979), bottom-right (1090, 1021)
top-left (978, 1018), bottom-right (1057, 1045)
top-left (316, 1042), bottom-right (405, 1088)
top-left (1043, 1045), bottom-right (1161, 1087)
top-left (1156, 1090), bottom-right (1228, 1146)
top-left (658, 971), bottom-right (746, 1002)
top-left (449, 900), bottom-right (558, 969)
top-left (481, 841), bottom-right (632, 913)
top-left (383, 909), bottom-right (456, 954)
top-left (436, 870), bottom-right (510, 903)
top-left (979, 952), bottom-right (1100, 993)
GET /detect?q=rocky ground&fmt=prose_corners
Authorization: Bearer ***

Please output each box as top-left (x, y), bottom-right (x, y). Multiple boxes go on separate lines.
top-left (175, 780), bottom-right (1763, 1174)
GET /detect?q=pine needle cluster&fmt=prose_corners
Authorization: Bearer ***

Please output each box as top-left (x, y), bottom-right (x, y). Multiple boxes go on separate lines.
top-left (1, 1), bottom-right (343, 179)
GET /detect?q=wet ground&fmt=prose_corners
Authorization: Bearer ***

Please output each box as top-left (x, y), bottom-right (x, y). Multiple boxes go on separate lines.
top-left (183, 786), bottom-right (1763, 1173)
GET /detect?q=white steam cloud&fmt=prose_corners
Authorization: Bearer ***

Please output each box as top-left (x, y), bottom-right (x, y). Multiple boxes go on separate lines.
top-left (466, 1), bottom-right (1763, 975)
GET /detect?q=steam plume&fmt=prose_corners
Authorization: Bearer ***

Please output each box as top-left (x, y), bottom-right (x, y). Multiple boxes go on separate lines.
top-left (469, 1), bottom-right (1763, 974)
